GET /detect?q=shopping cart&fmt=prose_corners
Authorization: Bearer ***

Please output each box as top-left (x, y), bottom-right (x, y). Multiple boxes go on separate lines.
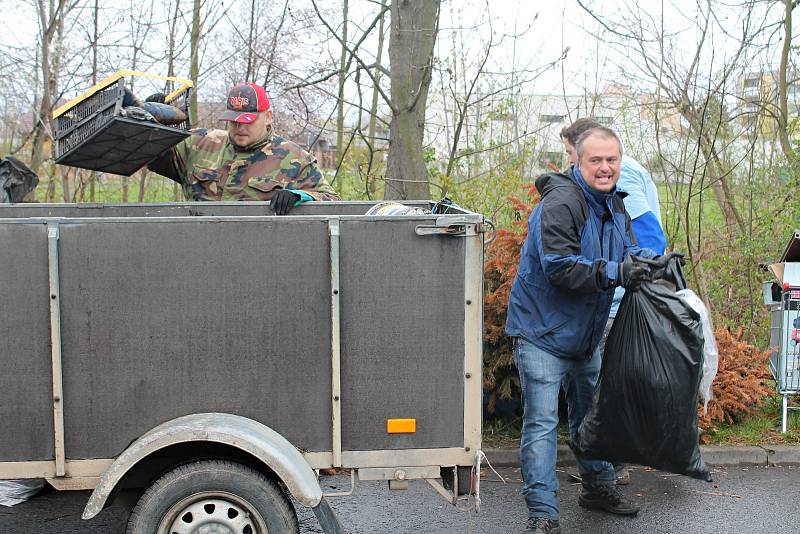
top-left (767, 230), bottom-right (800, 432)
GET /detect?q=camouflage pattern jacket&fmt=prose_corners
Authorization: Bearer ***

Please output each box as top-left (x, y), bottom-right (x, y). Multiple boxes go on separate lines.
top-left (149, 128), bottom-right (339, 202)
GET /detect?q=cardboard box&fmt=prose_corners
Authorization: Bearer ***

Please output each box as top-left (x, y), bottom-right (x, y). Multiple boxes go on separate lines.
top-left (769, 229), bottom-right (800, 286)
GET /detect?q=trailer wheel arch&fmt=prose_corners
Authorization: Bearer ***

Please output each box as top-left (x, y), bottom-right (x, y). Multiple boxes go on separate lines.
top-left (81, 413), bottom-right (322, 520)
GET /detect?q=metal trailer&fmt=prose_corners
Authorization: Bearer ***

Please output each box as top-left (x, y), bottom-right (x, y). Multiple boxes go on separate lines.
top-left (767, 230), bottom-right (800, 433)
top-left (0, 201), bottom-right (488, 533)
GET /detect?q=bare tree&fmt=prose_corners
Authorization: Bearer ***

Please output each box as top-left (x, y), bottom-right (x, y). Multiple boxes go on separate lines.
top-left (365, 0), bottom-right (389, 195)
top-left (435, 12), bottom-right (565, 182)
top-left (124, 0), bottom-right (157, 202)
top-left (573, 0), bottom-right (799, 332)
top-left (167, 0), bottom-right (186, 200)
top-left (581, 0), bottom-right (753, 234)
top-left (336, 0), bottom-right (349, 170)
top-left (30, 0), bottom-right (78, 180)
top-left (87, 0), bottom-right (100, 201)
top-left (775, 0), bottom-right (797, 164)
top-left (366, 6), bottom-right (388, 141)
top-left (574, 0), bottom-right (773, 306)
top-left (189, 0), bottom-right (201, 122)
top-left (383, 0), bottom-right (440, 199)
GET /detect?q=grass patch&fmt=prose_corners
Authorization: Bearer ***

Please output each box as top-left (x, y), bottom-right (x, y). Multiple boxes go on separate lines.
top-left (703, 394), bottom-right (800, 445)
top-left (34, 174), bottom-right (179, 203)
top-left (483, 417), bottom-right (522, 449)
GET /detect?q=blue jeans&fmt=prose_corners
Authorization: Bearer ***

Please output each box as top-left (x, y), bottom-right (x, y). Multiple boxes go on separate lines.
top-left (514, 337), bottom-right (615, 519)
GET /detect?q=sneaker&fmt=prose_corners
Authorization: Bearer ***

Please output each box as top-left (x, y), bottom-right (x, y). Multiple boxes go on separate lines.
top-left (525, 517), bottom-right (561, 533)
top-left (579, 484), bottom-right (640, 516)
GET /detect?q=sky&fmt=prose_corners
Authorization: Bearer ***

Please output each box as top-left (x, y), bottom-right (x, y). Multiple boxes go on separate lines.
top-left (429, 0), bottom-right (793, 96)
top-left (1, 0), bottom-right (795, 108)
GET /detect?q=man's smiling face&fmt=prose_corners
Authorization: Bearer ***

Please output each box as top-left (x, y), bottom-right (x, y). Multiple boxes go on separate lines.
top-left (577, 134), bottom-right (621, 193)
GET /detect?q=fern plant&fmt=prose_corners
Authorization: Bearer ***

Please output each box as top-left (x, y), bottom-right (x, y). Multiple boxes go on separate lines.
top-left (698, 327), bottom-right (773, 436)
top-left (482, 184), bottom-right (539, 413)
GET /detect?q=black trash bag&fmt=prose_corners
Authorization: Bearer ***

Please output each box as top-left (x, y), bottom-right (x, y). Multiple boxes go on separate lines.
top-left (571, 258), bottom-right (712, 481)
top-left (0, 156), bottom-right (39, 203)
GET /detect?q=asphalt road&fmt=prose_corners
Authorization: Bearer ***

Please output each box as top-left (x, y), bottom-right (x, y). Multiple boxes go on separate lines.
top-left (1, 464), bottom-right (798, 533)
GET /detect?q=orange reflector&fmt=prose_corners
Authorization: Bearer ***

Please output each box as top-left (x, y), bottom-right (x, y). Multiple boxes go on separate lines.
top-left (387, 418), bottom-right (417, 434)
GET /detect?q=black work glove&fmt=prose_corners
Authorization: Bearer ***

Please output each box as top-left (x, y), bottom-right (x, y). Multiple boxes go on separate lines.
top-left (271, 189), bottom-right (301, 215)
top-left (653, 251), bottom-right (686, 268)
top-left (618, 255), bottom-right (653, 289)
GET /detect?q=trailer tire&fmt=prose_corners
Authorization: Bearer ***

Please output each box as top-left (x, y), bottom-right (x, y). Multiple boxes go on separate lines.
top-left (125, 459), bottom-right (299, 534)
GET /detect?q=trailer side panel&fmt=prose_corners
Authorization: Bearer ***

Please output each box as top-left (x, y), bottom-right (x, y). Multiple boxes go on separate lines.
top-left (0, 223), bottom-right (56, 461)
top-left (57, 220), bottom-right (333, 458)
top-left (339, 220), bottom-right (465, 450)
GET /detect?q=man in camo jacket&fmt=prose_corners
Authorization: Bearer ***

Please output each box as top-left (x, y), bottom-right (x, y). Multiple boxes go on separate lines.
top-left (149, 82), bottom-right (339, 214)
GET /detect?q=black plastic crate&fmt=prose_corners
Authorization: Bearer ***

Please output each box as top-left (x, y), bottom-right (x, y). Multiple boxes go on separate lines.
top-left (54, 75), bottom-right (192, 176)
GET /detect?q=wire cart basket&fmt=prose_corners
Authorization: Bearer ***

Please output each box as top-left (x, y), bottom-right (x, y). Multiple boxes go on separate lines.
top-left (767, 229), bottom-right (800, 433)
top-left (52, 70), bottom-right (193, 176)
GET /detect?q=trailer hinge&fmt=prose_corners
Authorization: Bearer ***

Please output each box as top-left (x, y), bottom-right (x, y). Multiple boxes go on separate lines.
top-left (415, 217), bottom-right (487, 238)
top-left (415, 223), bottom-right (467, 237)
top-left (415, 218), bottom-right (495, 244)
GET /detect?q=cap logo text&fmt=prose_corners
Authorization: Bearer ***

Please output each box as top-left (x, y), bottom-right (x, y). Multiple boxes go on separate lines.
top-left (230, 96), bottom-right (249, 109)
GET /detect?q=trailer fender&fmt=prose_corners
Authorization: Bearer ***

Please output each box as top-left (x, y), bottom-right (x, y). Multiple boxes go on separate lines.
top-left (82, 412), bottom-right (322, 519)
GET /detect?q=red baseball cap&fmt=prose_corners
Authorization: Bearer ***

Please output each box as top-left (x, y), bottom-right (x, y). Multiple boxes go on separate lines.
top-left (220, 82), bottom-right (271, 123)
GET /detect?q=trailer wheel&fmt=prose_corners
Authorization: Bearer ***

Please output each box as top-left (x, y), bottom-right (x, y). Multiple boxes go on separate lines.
top-left (126, 459), bottom-right (299, 534)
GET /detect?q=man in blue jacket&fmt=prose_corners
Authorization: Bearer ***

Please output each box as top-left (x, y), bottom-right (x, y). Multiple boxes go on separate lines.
top-left (506, 127), bottom-right (659, 534)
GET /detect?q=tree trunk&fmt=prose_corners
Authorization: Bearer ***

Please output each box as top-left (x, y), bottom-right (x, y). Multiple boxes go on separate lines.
top-left (45, 166), bottom-right (57, 201)
top-left (367, 0), bottom-right (387, 195)
top-left (189, 0), bottom-right (201, 123)
top-left (245, 0), bottom-right (256, 80)
top-left (776, 0), bottom-right (796, 165)
top-left (166, 0), bottom-right (179, 81)
top-left (384, 0), bottom-right (439, 200)
top-left (60, 166), bottom-right (70, 202)
top-left (167, 0), bottom-right (182, 201)
top-left (30, 0), bottom-right (64, 178)
top-left (89, 0), bottom-right (99, 202)
top-left (137, 169), bottom-right (148, 202)
top-left (73, 170), bottom-right (88, 202)
top-left (336, 0), bottom-right (349, 176)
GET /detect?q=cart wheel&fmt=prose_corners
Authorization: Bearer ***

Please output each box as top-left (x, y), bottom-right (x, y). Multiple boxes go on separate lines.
top-left (126, 459), bottom-right (299, 534)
